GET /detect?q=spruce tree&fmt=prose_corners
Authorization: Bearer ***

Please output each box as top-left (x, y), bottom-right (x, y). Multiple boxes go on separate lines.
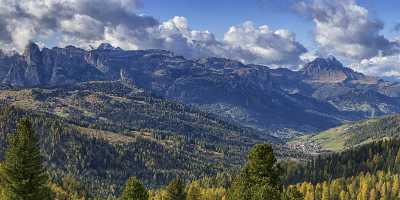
top-left (120, 177), bottom-right (148, 200)
top-left (164, 178), bottom-right (186, 200)
top-left (228, 144), bottom-right (282, 200)
top-left (0, 118), bottom-right (52, 200)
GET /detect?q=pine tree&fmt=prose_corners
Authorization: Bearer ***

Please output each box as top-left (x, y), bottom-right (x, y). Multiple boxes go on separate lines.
top-left (0, 118), bottom-right (52, 200)
top-left (164, 178), bottom-right (186, 200)
top-left (120, 177), bottom-right (148, 200)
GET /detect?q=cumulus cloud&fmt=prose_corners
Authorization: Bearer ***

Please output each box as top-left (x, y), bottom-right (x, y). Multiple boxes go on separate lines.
top-left (0, 0), bottom-right (307, 66)
top-left (0, 0), bottom-right (157, 51)
top-left (296, 0), bottom-right (400, 60)
top-left (223, 21), bottom-right (307, 65)
top-left (350, 54), bottom-right (400, 77)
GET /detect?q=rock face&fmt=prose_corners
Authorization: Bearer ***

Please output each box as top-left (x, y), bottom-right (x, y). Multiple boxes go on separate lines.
top-left (1, 43), bottom-right (400, 137)
top-left (300, 56), bottom-right (364, 83)
top-left (0, 43), bottom-right (104, 86)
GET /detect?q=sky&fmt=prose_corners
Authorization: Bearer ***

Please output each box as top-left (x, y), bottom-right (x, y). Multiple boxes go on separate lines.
top-left (0, 0), bottom-right (399, 77)
top-left (143, 0), bottom-right (400, 49)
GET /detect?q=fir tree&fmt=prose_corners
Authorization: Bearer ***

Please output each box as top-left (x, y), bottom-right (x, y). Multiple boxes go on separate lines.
top-left (228, 144), bottom-right (282, 200)
top-left (0, 118), bottom-right (52, 200)
top-left (120, 177), bottom-right (148, 200)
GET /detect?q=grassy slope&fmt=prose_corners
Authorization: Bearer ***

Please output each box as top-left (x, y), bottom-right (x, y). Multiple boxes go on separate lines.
top-left (289, 116), bottom-right (399, 153)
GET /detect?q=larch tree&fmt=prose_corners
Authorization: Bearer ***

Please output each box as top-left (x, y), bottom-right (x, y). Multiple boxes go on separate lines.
top-left (164, 178), bottom-right (186, 200)
top-left (186, 181), bottom-right (202, 200)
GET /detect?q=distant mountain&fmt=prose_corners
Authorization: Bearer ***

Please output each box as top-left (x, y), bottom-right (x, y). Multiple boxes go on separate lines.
top-left (2, 43), bottom-right (400, 137)
top-left (300, 56), bottom-right (364, 83)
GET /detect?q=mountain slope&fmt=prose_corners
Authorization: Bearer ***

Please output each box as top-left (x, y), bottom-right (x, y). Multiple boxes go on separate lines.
top-left (0, 81), bottom-right (289, 197)
top-left (300, 56), bottom-right (364, 83)
top-left (289, 114), bottom-right (400, 153)
top-left (2, 43), bottom-right (400, 137)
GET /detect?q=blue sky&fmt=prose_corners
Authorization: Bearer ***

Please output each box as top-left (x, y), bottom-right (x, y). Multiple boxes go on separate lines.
top-left (142, 0), bottom-right (400, 50)
top-left (142, 0), bottom-right (314, 47)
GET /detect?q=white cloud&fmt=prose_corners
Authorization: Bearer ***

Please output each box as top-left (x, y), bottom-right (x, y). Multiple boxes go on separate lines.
top-left (296, 0), bottom-right (399, 60)
top-left (223, 21), bottom-right (307, 65)
top-left (0, 1), bottom-right (307, 66)
top-left (0, 0), bottom-right (156, 51)
top-left (59, 14), bottom-right (104, 40)
top-left (350, 55), bottom-right (400, 77)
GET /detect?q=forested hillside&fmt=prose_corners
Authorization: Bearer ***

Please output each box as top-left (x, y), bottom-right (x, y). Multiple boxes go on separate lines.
top-left (284, 139), bottom-right (400, 185)
top-left (2, 117), bottom-right (400, 199)
top-left (283, 139), bottom-right (400, 200)
top-left (292, 171), bottom-right (400, 200)
top-left (290, 114), bottom-right (400, 153)
top-left (0, 81), bottom-right (296, 197)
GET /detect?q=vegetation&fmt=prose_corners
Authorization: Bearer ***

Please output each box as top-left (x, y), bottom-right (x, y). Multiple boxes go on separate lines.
top-left (2, 118), bottom-right (400, 200)
top-left (290, 115), bottom-right (400, 153)
top-left (2, 84), bottom-right (400, 199)
top-left (227, 144), bottom-right (282, 200)
top-left (120, 177), bottom-right (148, 200)
top-left (293, 171), bottom-right (400, 200)
top-left (0, 81), bottom-right (291, 197)
top-left (283, 139), bottom-right (400, 185)
top-left (0, 118), bottom-right (52, 200)
top-left (164, 178), bottom-right (186, 200)
top-left (150, 144), bottom-right (303, 200)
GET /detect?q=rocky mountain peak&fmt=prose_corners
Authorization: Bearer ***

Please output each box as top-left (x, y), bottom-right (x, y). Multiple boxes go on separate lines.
top-left (304, 56), bottom-right (344, 71)
top-left (301, 56), bottom-right (363, 83)
top-left (23, 42), bottom-right (42, 66)
top-left (97, 43), bottom-right (121, 51)
top-left (197, 57), bottom-right (246, 71)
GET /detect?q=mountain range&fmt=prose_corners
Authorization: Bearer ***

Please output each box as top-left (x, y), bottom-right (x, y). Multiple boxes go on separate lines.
top-left (1, 43), bottom-right (400, 138)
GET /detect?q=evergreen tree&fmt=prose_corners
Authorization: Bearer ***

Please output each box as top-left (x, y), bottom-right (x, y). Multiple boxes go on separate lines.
top-left (228, 144), bottom-right (282, 200)
top-left (164, 178), bottom-right (186, 200)
top-left (120, 177), bottom-right (148, 200)
top-left (0, 118), bottom-right (52, 200)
